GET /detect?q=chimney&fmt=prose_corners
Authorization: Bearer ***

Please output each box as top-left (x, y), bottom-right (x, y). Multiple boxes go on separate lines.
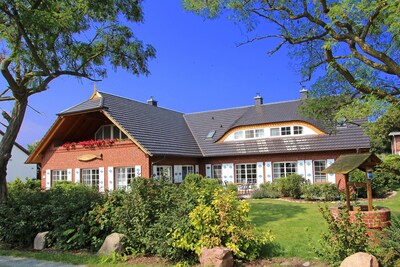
top-left (147, 96), bottom-right (158, 107)
top-left (254, 93), bottom-right (263, 106)
top-left (300, 88), bottom-right (308, 100)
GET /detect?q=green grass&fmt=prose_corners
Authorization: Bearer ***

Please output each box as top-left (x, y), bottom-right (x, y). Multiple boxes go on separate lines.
top-left (248, 187), bottom-right (400, 261)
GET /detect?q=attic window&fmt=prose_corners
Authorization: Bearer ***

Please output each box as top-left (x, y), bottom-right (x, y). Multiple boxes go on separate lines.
top-left (207, 130), bottom-right (216, 138)
top-left (95, 125), bottom-right (128, 140)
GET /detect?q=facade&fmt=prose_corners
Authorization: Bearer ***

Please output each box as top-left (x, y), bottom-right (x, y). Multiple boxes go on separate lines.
top-left (0, 130), bottom-right (38, 182)
top-left (389, 132), bottom-right (400, 155)
top-left (27, 90), bottom-right (371, 191)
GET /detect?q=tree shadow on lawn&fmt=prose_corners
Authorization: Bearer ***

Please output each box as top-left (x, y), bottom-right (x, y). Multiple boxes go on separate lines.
top-left (249, 201), bottom-right (307, 225)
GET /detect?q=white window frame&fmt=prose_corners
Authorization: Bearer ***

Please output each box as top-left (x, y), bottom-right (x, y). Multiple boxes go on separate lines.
top-left (115, 167), bottom-right (135, 190)
top-left (314, 160), bottom-right (327, 183)
top-left (281, 126), bottom-right (291, 136)
top-left (212, 164), bottom-right (222, 180)
top-left (95, 124), bottom-right (128, 140)
top-left (235, 163), bottom-right (257, 184)
top-left (51, 170), bottom-right (67, 185)
top-left (81, 168), bottom-right (100, 189)
top-left (156, 166), bottom-right (172, 179)
top-left (273, 162), bottom-right (297, 180)
top-left (293, 126), bottom-right (303, 135)
top-left (182, 165), bottom-right (194, 180)
top-left (234, 131), bottom-right (244, 140)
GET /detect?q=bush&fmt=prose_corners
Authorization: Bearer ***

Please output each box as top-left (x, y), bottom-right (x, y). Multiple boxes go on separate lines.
top-left (350, 168), bottom-right (396, 198)
top-left (315, 206), bottom-right (369, 267)
top-left (277, 174), bottom-right (305, 199)
top-left (251, 183), bottom-right (280, 199)
top-left (172, 189), bottom-right (274, 261)
top-left (369, 215), bottom-right (400, 267)
top-left (0, 181), bottom-right (102, 249)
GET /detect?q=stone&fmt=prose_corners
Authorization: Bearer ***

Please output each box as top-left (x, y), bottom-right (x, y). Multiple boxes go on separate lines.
top-left (200, 247), bottom-right (234, 267)
top-left (302, 261), bottom-right (311, 267)
top-left (340, 252), bottom-right (379, 267)
top-left (33, 231), bottom-right (49, 250)
top-left (97, 233), bottom-right (125, 256)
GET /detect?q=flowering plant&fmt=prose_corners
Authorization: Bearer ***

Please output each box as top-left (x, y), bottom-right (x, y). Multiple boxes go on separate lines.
top-left (62, 138), bottom-right (117, 150)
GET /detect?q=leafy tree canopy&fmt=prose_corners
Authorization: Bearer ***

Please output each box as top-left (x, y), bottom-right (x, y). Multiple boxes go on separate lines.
top-left (0, 0), bottom-right (155, 202)
top-left (183, 0), bottom-right (400, 151)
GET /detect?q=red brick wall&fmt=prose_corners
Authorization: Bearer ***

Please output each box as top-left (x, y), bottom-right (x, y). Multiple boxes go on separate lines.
top-left (41, 140), bottom-right (149, 189)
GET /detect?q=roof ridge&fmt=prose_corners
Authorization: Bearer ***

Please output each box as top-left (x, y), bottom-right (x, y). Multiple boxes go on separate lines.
top-left (99, 91), bottom-right (185, 115)
top-left (185, 99), bottom-right (301, 115)
top-left (182, 115), bottom-right (205, 156)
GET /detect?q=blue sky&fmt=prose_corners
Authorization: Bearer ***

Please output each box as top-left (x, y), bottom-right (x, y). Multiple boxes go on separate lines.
top-left (1, 1), bottom-right (306, 147)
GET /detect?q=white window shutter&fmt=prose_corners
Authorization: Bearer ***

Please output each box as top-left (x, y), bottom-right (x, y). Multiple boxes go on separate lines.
top-left (74, 168), bottom-right (80, 184)
top-left (305, 160), bottom-right (314, 183)
top-left (222, 163), bottom-right (234, 183)
top-left (265, 162), bottom-right (272, 183)
top-left (326, 159), bottom-right (336, 183)
top-left (67, 168), bottom-right (72, 182)
top-left (45, 170), bottom-right (51, 190)
top-left (256, 162), bottom-right (264, 186)
top-left (195, 165), bottom-right (199, 174)
top-left (205, 164), bottom-right (212, 178)
top-left (174, 165), bottom-right (182, 183)
top-left (297, 160), bottom-right (305, 178)
top-left (99, 167), bottom-right (105, 192)
top-left (108, 167), bottom-right (114, 191)
top-left (135, 165), bottom-right (141, 177)
top-left (152, 165), bottom-right (158, 178)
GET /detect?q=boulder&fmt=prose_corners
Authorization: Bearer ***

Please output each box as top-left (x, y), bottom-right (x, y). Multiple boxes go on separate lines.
top-left (340, 252), bottom-right (379, 267)
top-left (34, 231), bottom-right (49, 250)
top-left (97, 233), bottom-right (125, 256)
top-left (200, 247), bottom-right (234, 267)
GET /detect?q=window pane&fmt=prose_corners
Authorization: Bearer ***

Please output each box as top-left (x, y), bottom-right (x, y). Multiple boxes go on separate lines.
top-left (182, 165), bottom-right (194, 180)
top-left (113, 126), bottom-right (120, 139)
top-left (281, 127), bottom-right (291, 135)
top-left (255, 129), bottom-right (264, 138)
top-left (212, 165), bottom-right (222, 180)
top-left (294, 126), bottom-right (303, 135)
top-left (314, 160), bottom-right (327, 183)
top-left (234, 131), bottom-right (244, 139)
top-left (115, 167), bottom-right (135, 190)
top-left (82, 169), bottom-right (99, 190)
top-left (95, 129), bottom-right (102, 140)
top-left (120, 131), bottom-right (128, 140)
top-left (270, 128), bottom-right (280, 136)
top-left (245, 130), bottom-right (254, 139)
top-left (273, 162), bottom-right (297, 179)
top-left (103, 126), bottom-right (111, 139)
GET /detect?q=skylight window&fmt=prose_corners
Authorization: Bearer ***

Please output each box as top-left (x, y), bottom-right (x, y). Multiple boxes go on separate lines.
top-left (207, 130), bottom-right (216, 138)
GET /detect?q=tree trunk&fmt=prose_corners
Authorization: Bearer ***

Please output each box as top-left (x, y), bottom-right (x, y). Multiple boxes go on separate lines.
top-left (0, 95), bottom-right (28, 203)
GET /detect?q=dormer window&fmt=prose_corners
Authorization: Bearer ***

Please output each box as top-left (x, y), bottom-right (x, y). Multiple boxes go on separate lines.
top-left (270, 128), bottom-right (280, 136)
top-left (234, 131), bottom-right (244, 140)
top-left (95, 125), bottom-right (128, 140)
top-left (293, 126), bottom-right (303, 135)
top-left (281, 127), bottom-right (291, 136)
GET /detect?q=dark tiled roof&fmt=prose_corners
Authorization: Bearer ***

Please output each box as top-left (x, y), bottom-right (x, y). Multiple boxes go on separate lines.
top-left (99, 92), bottom-right (202, 157)
top-left (59, 98), bottom-right (103, 115)
top-left (57, 92), bottom-right (370, 157)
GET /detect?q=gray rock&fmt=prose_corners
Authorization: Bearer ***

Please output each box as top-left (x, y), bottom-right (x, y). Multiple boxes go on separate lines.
top-left (200, 247), bottom-right (234, 267)
top-left (33, 231), bottom-right (49, 250)
top-left (97, 233), bottom-right (125, 256)
top-left (303, 261), bottom-right (311, 267)
top-left (340, 252), bottom-right (379, 267)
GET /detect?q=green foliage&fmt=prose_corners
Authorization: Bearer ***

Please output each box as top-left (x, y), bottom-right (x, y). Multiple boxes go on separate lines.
top-left (172, 189), bottom-right (274, 260)
top-left (0, 182), bottom-right (102, 248)
top-left (370, 216), bottom-right (400, 267)
top-left (251, 183), bottom-right (280, 199)
top-left (301, 183), bottom-right (339, 201)
top-left (277, 174), bottom-right (305, 199)
top-left (315, 206), bottom-right (369, 267)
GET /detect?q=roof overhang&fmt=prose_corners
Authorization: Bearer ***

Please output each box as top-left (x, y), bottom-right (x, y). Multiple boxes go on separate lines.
top-left (321, 153), bottom-right (381, 174)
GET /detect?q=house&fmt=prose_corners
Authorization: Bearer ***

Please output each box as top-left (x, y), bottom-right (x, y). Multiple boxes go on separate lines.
top-left (389, 132), bottom-right (400, 155)
top-left (0, 129), bottom-right (38, 182)
top-left (27, 89), bottom-right (370, 191)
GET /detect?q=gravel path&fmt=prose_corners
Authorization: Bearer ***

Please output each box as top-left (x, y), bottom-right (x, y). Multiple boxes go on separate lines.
top-left (0, 256), bottom-right (86, 267)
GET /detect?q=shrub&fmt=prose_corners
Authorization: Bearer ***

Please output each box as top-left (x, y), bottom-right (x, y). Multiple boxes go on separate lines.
top-left (277, 174), bottom-right (305, 199)
top-left (315, 206), bottom-right (368, 267)
top-left (369, 215), bottom-right (400, 267)
top-left (251, 183), bottom-right (280, 199)
top-left (172, 189), bottom-right (274, 261)
top-left (350, 168), bottom-right (396, 198)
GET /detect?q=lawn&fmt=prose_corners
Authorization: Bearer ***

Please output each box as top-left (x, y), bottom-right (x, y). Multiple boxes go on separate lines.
top-left (248, 187), bottom-right (400, 261)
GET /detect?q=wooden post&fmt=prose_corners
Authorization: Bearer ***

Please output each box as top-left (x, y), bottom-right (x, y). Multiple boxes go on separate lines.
top-left (344, 173), bottom-right (351, 211)
top-left (367, 176), bottom-right (373, 211)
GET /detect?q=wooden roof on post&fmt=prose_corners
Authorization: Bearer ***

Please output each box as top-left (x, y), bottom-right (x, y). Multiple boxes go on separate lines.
top-left (321, 153), bottom-right (381, 174)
